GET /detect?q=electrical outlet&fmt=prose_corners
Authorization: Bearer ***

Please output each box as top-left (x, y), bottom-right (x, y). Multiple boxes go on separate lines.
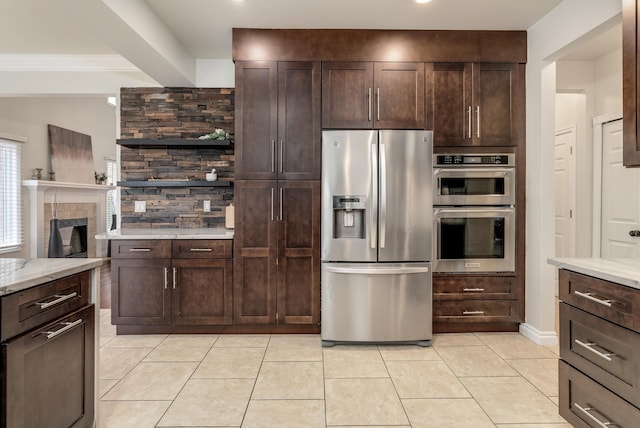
top-left (203, 200), bottom-right (211, 212)
top-left (134, 201), bottom-right (146, 213)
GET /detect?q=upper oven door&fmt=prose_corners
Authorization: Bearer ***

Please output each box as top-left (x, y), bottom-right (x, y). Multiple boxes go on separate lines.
top-left (433, 207), bottom-right (515, 273)
top-left (433, 167), bottom-right (515, 206)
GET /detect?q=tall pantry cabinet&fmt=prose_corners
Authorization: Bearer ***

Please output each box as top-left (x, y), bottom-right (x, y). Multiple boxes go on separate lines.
top-left (234, 61), bottom-right (321, 328)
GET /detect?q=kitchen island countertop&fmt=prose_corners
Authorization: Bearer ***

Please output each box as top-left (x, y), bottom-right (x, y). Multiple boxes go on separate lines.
top-left (548, 257), bottom-right (640, 290)
top-left (0, 258), bottom-right (104, 296)
top-left (96, 227), bottom-right (234, 240)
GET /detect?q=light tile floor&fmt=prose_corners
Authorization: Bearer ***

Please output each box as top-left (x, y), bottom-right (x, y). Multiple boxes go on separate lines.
top-left (98, 310), bottom-right (572, 428)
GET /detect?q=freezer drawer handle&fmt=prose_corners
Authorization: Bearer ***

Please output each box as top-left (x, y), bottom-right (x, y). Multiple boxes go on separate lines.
top-left (573, 403), bottom-right (615, 428)
top-left (325, 266), bottom-right (429, 275)
top-left (574, 339), bottom-right (616, 362)
top-left (462, 288), bottom-right (485, 292)
top-left (462, 310), bottom-right (485, 315)
top-left (37, 292), bottom-right (77, 310)
top-left (574, 290), bottom-right (613, 307)
top-left (42, 319), bottom-right (83, 340)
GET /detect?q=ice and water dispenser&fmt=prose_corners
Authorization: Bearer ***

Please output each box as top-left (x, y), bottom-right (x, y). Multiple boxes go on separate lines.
top-left (332, 196), bottom-right (366, 239)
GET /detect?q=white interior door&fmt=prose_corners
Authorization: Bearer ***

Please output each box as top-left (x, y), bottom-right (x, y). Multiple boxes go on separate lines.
top-left (601, 119), bottom-right (640, 258)
top-left (555, 126), bottom-right (576, 257)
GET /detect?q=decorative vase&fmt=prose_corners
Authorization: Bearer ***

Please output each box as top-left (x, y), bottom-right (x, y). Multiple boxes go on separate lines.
top-left (48, 218), bottom-right (64, 258)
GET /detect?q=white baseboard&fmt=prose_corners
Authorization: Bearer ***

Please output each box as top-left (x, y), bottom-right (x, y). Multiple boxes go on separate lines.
top-left (519, 323), bottom-right (558, 346)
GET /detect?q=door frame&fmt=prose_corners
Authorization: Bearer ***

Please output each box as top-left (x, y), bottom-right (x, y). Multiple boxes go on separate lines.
top-left (554, 125), bottom-right (577, 258)
top-left (591, 111), bottom-right (622, 257)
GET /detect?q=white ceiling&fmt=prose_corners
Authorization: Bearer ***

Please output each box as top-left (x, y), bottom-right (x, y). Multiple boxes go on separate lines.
top-left (0, 0), bottom-right (622, 87)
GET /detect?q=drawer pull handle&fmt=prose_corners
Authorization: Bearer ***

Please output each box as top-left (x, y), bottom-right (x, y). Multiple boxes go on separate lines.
top-left (129, 248), bottom-right (151, 252)
top-left (189, 248), bottom-right (213, 252)
top-left (574, 290), bottom-right (613, 307)
top-left (574, 339), bottom-right (616, 362)
top-left (37, 292), bottom-right (78, 310)
top-left (463, 310), bottom-right (485, 315)
top-left (42, 319), bottom-right (83, 340)
top-left (463, 288), bottom-right (485, 292)
top-left (574, 403), bottom-right (615, 428)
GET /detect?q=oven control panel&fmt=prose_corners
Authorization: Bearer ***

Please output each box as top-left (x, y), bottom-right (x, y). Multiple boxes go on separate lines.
top-left (435, 154), bottom-right (514, 166)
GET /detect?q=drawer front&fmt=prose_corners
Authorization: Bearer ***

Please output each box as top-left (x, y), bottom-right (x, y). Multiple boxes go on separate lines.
top-left (172, 240), bottom-right (233, 259)
top-left (1, 271), bottom-right (90, 341)
top-left (433, 275), bottom-right (517, 299)
top-left (559, 269), bottom-right (640, 333)
top-left (433, 299), bottom-right (518, 323)
top-left (559, 360), bottom-right (640, 428)
top-left (111, 240), bottom-right (172, 259)
top-left (560, 303), bottom-right (640, 408)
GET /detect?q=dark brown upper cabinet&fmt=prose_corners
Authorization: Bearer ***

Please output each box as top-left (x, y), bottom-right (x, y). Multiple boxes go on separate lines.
top-left (428, 62), bottom-right (524, 147)
top-left (322, 62), bottom-right (425, 129)
top-left (623, 0), bottom-right (640, 166)
top-left (235, 61), bottom-right (321, 180)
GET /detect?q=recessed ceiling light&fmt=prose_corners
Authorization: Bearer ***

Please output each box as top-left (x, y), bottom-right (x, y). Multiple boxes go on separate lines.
top-left (416, 0), bottom-right (433, 3)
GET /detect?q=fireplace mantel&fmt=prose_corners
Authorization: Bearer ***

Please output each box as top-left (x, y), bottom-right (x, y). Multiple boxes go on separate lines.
top-left (22, 180), bottom-right (115, 258)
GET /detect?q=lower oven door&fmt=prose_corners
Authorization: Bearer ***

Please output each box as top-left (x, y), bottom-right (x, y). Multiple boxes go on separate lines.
top-left (2, 304), bottom-right (95, 428)
top-left (433, 207), bottom-right (515, 273)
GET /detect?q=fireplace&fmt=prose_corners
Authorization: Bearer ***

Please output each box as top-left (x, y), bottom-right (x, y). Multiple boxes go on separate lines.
top-left (58, 218), bottom-right (88, 258)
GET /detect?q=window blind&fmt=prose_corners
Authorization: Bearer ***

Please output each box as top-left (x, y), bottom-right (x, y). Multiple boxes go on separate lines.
top-left (106, 158), bottom-right (117, 230)
top-left (0, 138), bottom-right (22, 252)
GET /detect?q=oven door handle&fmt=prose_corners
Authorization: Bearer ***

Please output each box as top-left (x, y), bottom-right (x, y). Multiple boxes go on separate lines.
top-left (434, 208), bottom-right (514, 215)
top-left (433, 167), bottom-right (514, 176)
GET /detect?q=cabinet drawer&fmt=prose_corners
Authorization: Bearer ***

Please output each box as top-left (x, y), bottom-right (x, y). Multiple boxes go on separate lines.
top-left (559, 270), bottom-right (640, 333)
top-left (1, 271), bottom-right (90, 341)
top-left (111, 240), bottom-right (172, 259)
top-left (433, 300), bottom-right (518, 323)
top-left (559, 360), bottom-right (640, 428)
top-left (172, 240), bottom-right (232, 259)
top-left (433, 275), bottom-right (517, 300)
top-left (560, 303), bottom-right (640, 408)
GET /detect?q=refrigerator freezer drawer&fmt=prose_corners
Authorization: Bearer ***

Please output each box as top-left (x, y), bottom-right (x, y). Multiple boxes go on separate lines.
top-left (321, 263), bottom-right (432, 344)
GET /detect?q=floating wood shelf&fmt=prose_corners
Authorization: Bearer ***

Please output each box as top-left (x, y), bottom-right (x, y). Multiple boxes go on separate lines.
top-left (116, 138), bottom-right (232, 148)
top-left (117, 180), bottom-right (233, 188)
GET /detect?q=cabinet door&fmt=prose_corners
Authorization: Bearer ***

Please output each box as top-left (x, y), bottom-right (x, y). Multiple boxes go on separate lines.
top-left (277, 181), bottom-right (321, 325)
top-left (111, 259), bottom-right (171, 325)
top-left (429, 63), bottom-right (473, 146)
top-left (374, 62), bottom-right (425, 129)
top-left (623, 0), bottom-right (640, 166)
top-left (473, 63), bottom-right (523, 146)
top-left (234, 180), bottom-right (278, 324)
top-left (278, 62), bottom-right (322, 180)
top-left (235, 61), bottom-right (278, 179)
top-left (322, 62), bottom-right (374, 129)
top-left (172, 259), bottom-right (233, 325)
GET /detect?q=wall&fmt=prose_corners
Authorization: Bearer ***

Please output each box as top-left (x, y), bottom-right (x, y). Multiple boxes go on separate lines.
top-left (119, 88), bottom-right (234, 229)
top-left (524, 0), bottom-right (621, 345)
top-left (0, 96), bottom-right (117, 258)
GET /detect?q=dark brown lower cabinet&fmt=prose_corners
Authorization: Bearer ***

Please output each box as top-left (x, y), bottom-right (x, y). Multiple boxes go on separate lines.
top-left (432, 274), bottom-right (522, 332)
top-left (234, 180), bottom-right (320, 328)
top-left (559, 269), bottom-right (640, 427)
top-left (2, 273), bottom-right (95, 428)
top-left (111, 240), bottom-right (233, 332)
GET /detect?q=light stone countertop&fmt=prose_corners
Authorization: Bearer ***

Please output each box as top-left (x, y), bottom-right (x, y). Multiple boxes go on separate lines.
top-left (0, 258), bottom-right (104, 296)
top-left (548, 257), bottom-right (640, 290)
top-left (95, 227), bottom-right (234, 240)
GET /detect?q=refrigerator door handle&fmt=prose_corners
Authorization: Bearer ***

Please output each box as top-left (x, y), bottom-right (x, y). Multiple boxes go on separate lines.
top-left (371, 142), bottom-right (378, 249)
top-left (379, 142), bottom-right (387, 249)
top-left (325, 266), bottom-right (429, 275)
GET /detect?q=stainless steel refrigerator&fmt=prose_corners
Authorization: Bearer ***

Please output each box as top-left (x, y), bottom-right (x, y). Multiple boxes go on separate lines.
top-left (321, 129), bottom-right (433, 346)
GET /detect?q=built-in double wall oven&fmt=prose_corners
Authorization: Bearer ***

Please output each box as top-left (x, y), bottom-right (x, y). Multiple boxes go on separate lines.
top-left (433, 153), bottom-right (516, 273)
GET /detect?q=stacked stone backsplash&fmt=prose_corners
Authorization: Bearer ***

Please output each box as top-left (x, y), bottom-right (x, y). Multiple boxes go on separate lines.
top-left (120, 87), bottom-right (234, 229)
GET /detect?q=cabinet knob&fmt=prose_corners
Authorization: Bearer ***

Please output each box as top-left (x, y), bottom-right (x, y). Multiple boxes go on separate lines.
top-left (629, 230), bottom-right (640, 237)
